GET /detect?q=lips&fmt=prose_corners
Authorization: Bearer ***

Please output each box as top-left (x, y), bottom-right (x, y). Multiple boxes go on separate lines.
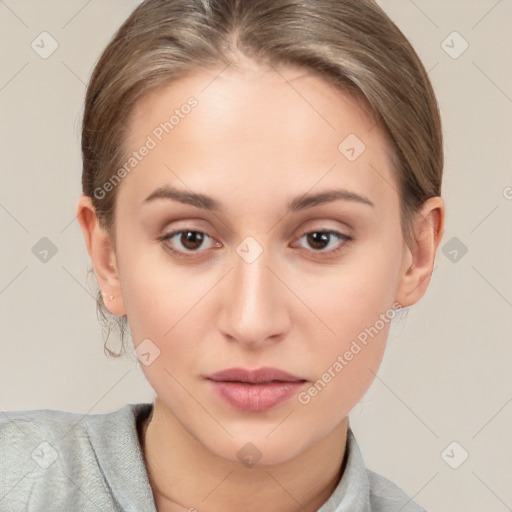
top-left (205, 367), bottom-right (307, 412)
top-left (206, 366), bottom-right (306, 384)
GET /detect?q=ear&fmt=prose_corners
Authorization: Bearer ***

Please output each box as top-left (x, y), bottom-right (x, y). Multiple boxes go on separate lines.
top-left (394, 196), bottom-right (445, 307)
top-left (76, 195), bottom-right (126, 317)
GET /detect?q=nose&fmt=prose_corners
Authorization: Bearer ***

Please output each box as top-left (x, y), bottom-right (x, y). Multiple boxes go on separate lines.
top-left (217, 242), bottom-right (291, 350)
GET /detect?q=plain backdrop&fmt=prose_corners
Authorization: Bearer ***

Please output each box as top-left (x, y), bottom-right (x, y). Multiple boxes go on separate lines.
top-left (1, 1), bottom-right (511, 511)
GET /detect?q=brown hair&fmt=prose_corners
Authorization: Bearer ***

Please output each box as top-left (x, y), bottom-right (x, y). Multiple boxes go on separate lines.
top-left (81, 0), bottom-right (443, 357)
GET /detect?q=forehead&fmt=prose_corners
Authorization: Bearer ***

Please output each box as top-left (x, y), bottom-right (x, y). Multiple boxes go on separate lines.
top-left (118, 62), bottom-right (396, 212)
top-left (127, 62), bottom-right (378, 143)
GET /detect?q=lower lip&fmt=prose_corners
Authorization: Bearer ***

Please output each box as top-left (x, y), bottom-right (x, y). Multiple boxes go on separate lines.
top-left (207, 380), bottom-right (306, 412)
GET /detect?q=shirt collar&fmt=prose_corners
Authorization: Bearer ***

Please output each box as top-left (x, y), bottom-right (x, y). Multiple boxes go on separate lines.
top-left (86, 403), bottom-right (370, 512)
top-left (84, 402), bottom-right (156, 512)
top-left (318, 425), bottom-right (371, 512)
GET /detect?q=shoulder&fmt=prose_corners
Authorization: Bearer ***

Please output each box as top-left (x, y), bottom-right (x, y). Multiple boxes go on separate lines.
top-left (322, 427), bottom-right (428, 512)
top-left (0, 403), bottom-right (152, 512)
top-left (0, 401), bottom-right (150, 449)
top-left (0, 407), bottom-right (87, 480)
top-left (366, 468), bottom-right (427, 512)
top-left (1, 406), bottom-right (89, 442)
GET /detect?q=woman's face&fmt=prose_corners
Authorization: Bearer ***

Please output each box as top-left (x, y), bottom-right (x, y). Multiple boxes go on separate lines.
top-left (111, 61), bottom-right (411, 464)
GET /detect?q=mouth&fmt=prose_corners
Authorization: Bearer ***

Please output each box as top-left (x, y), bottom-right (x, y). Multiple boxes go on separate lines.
top-left (205, 367), bottom-right (307, 412)
top-left (205, 366), bottom-right (306, 384)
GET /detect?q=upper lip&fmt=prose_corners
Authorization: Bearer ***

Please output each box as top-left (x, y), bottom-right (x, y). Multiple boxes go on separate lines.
top-left (205, 367), bottom-right (306, 384)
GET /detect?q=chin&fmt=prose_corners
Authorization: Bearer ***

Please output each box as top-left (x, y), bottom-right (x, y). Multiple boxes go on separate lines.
top-left (200, 425), bottom-right (320, 468)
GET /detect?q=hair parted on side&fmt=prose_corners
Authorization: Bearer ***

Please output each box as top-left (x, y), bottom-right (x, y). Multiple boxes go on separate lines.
top-left (81, 0), bottom-right (443, 357)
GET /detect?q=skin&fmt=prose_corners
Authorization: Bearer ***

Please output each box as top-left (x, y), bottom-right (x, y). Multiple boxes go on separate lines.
top-left (77, 57), bottom-right (445, 512)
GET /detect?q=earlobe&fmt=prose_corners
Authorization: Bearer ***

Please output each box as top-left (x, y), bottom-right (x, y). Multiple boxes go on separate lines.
top-left (76, 195), bottom-right (126, 316)
top-left (394, 196), bottom-right (445, 307)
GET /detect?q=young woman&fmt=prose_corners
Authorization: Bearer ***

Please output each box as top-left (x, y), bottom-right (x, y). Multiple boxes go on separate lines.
top-left (1, 1), bottom-right (444, 510)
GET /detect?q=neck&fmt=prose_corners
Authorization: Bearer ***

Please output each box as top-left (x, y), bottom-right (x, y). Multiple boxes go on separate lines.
top-left (140, 398), bottom-right (348, 512)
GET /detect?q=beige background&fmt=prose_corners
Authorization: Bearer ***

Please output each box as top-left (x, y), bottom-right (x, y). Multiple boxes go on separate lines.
top-left (1, 1), bottom-right (511, 511)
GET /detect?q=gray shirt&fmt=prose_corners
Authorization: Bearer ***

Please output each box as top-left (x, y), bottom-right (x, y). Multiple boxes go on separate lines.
top-left (0, 403), bottom-right (426, 511)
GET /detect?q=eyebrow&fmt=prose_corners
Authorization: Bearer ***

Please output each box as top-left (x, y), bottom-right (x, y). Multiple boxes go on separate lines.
top-left (143, 186), bottom-right (374, 212)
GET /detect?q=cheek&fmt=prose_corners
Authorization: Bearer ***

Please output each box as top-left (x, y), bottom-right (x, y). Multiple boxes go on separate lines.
top-left (296, 324), bottom-right (390, 421)
top-left (117, 230), bottom-right (204, 339)
top-left (123, 264), bottom-right (209, 399)
top-left (297, 237), bottom-right (401, 399)
top-left (297, 279), bottom-right (398, 418)
top-left (308, 238), bottom-right (401, 339)
top-left (122, 267), bottom-right (206, 343)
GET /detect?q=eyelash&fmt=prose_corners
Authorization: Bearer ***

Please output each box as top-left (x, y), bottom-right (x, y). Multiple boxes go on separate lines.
top-left (158, 228), bottom-right (354, 259)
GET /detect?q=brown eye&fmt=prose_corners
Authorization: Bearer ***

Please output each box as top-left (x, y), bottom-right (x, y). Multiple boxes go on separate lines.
top-left (178, 231), bottom-right (205, 250)
top-left (294, 230), bottom-right (353, 254)
top-left (306, 232), bottom-right (331, 250)
top-left (159, 229), bottom-right (218, 258)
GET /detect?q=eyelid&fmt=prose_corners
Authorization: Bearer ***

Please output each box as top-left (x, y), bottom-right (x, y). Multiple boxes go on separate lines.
top-left (159, 226), bottom-right (353, 259)
top-left (292, 229), bottom-right (353, 253)
top-left (159, 228), bottom-right (219, 252)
